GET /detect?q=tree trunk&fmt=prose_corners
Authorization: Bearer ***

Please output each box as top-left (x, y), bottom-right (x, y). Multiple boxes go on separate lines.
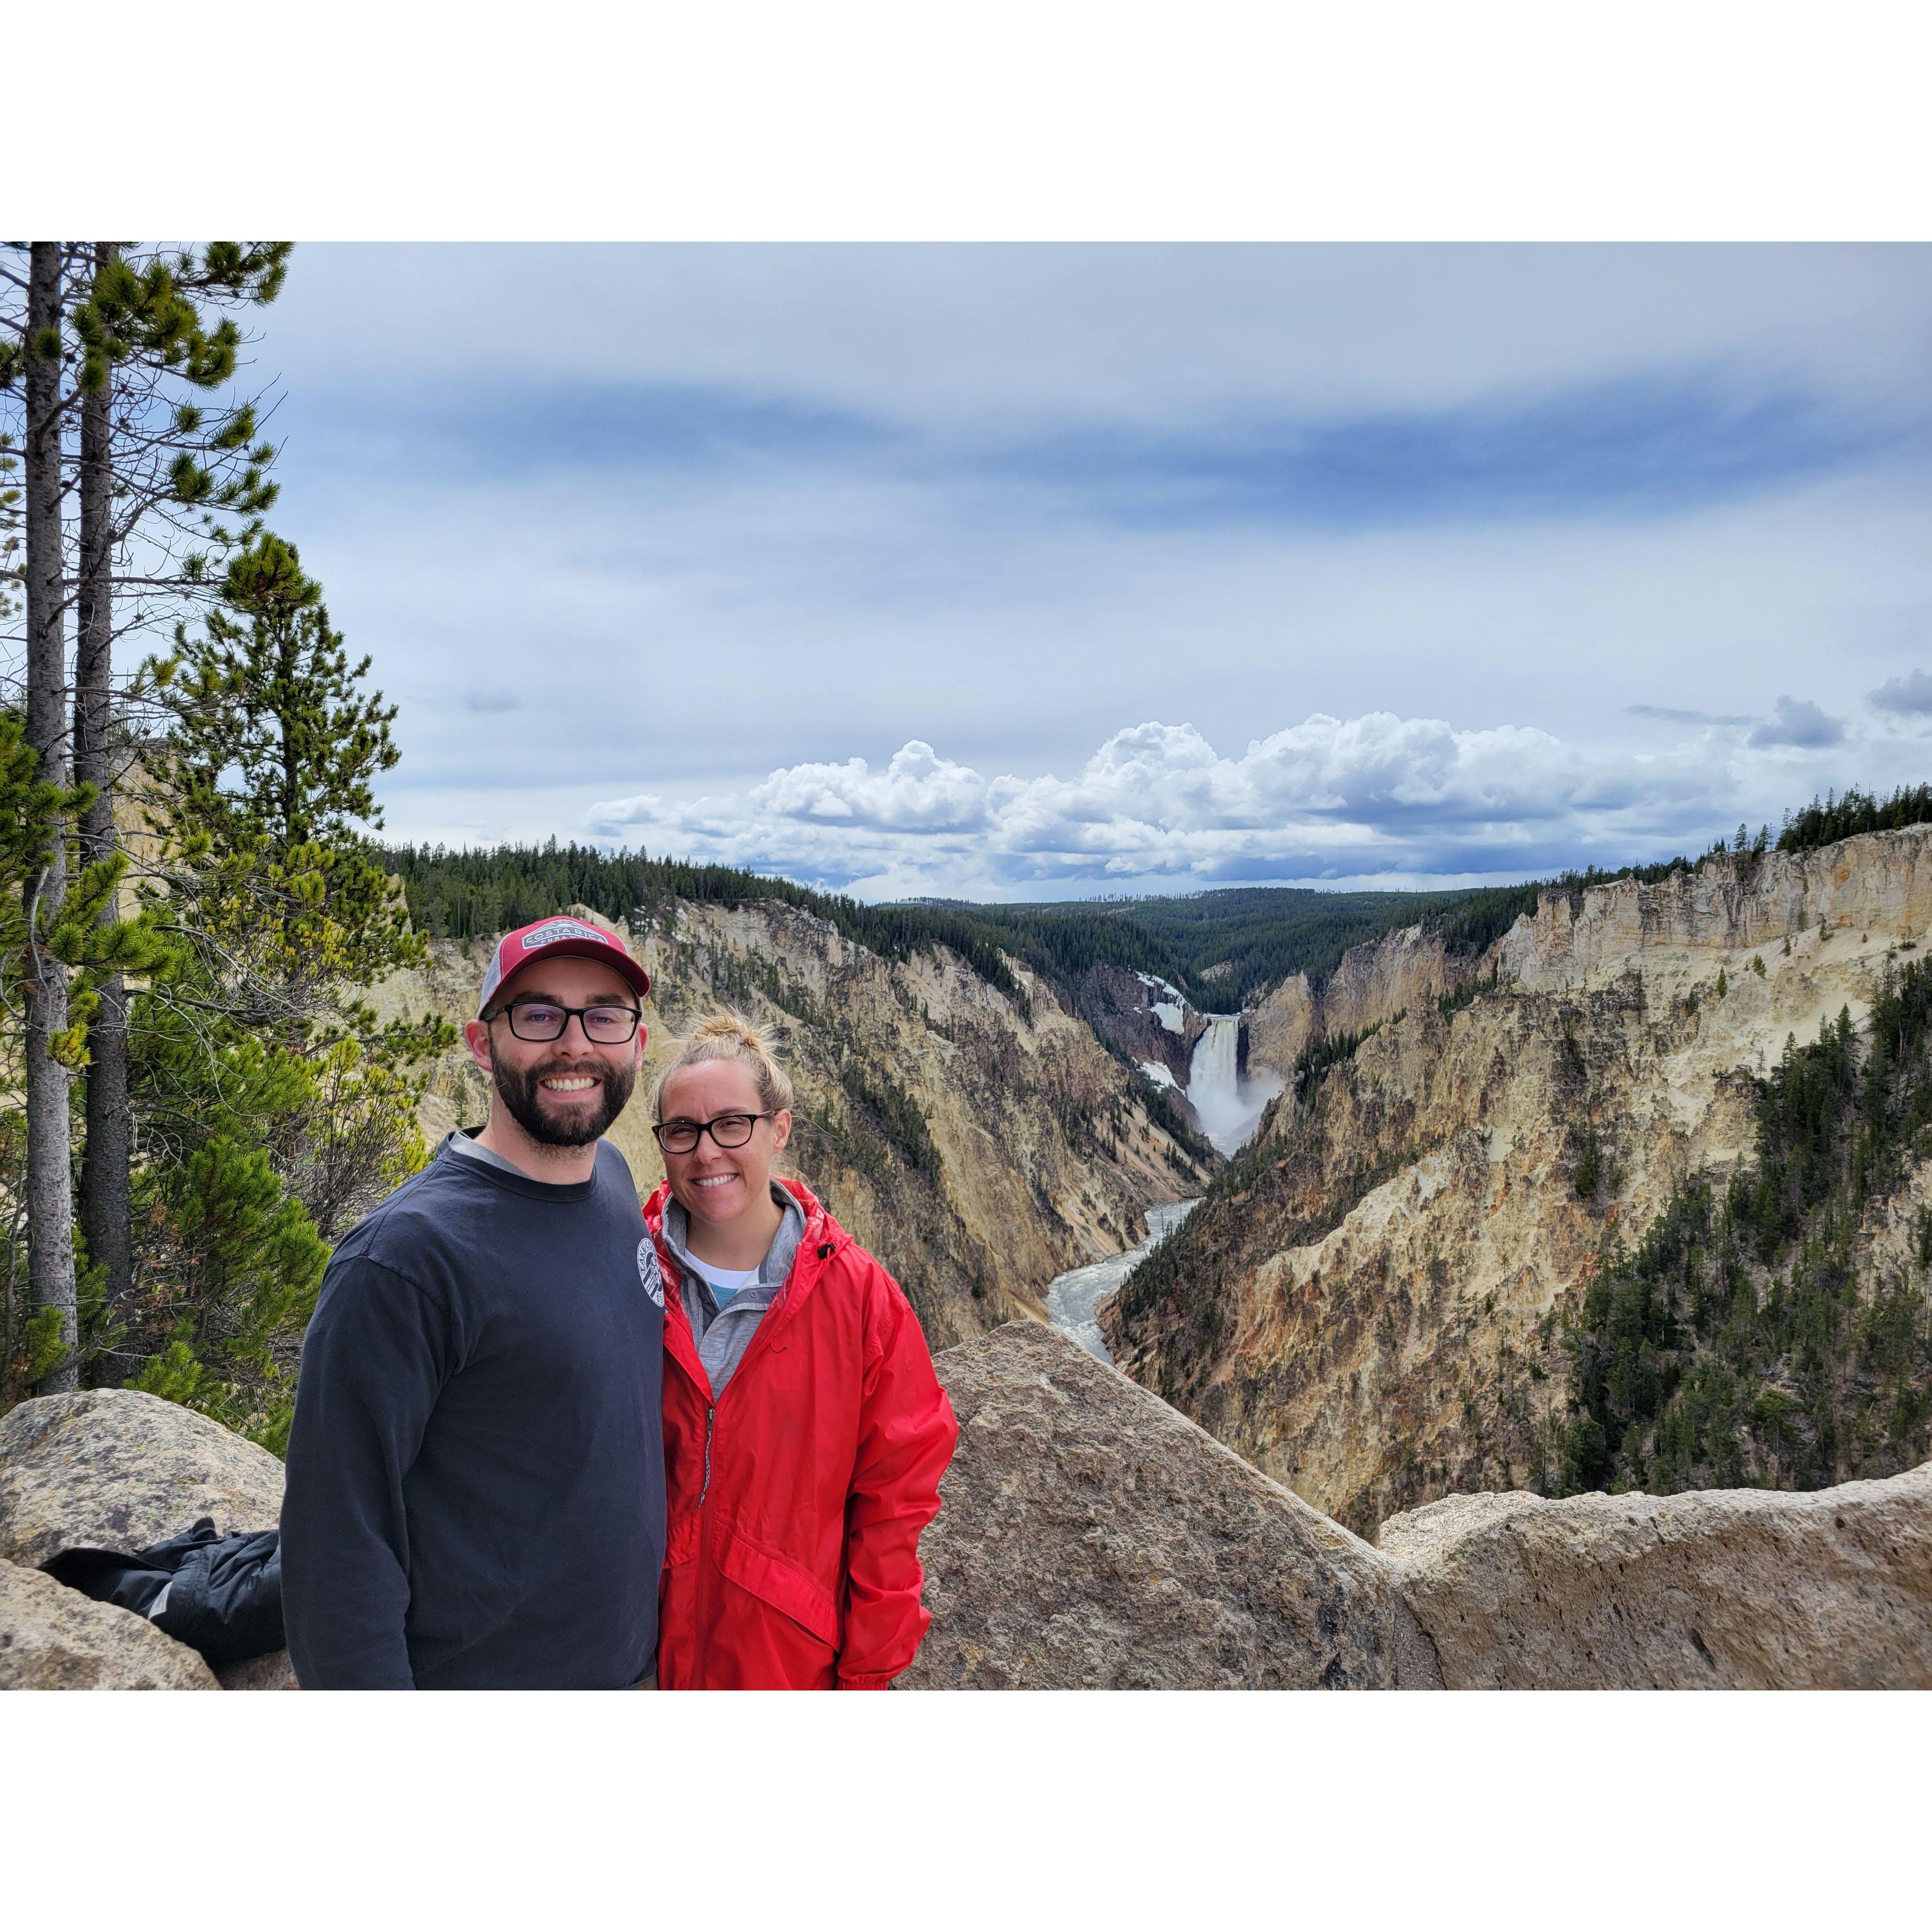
top-left (23, 242), bottom-right (78, 1394)
top-left (75, 242), bottom-right (134, 1334)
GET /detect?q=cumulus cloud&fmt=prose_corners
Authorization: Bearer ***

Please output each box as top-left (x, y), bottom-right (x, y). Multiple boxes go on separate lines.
top-left (1748, 695), bottom-right (1847, 748)
top-left (588, 709), bottom-right (1733, 898)
top-left (1869, 668), bottom-right (1932, 715)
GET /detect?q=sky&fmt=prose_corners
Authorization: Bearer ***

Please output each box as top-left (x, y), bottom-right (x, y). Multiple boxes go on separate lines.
top-left (253, 243), bottom-right (1932, 902)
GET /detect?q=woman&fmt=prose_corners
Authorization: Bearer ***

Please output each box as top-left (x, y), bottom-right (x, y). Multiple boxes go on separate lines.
top-left (644, 1013), bottom-right (959, 1689)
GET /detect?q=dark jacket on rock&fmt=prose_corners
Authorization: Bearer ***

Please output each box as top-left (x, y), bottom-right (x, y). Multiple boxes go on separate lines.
top-left (281, 1134), bottom-right (665, 1689)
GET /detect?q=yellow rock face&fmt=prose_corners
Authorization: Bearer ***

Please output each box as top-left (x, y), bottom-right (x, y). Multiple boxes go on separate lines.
top-left (1105, 828), bottom-right (1932, 1536)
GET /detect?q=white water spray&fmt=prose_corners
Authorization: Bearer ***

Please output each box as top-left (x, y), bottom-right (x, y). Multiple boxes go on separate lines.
top-left (1185, 1012), bottom-right (1284, 1155)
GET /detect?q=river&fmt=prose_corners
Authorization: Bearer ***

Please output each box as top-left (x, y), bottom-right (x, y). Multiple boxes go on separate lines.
top-left (1042, 1198), bottom-right (1202, 1364)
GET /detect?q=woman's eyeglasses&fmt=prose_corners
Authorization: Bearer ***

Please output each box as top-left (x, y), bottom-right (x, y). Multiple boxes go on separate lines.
top-left (487, 1000), bottom-right (642, 1044)
top-left (652, 1111), bottom-right (776, 1154)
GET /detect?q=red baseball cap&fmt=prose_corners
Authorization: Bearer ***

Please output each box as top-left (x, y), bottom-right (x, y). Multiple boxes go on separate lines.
top-left (478, 915), bottom-right (652, 1015)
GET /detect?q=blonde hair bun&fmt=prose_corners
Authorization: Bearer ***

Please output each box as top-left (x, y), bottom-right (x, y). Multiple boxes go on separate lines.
top-left (652, 1010), bottom-right (796, 1120)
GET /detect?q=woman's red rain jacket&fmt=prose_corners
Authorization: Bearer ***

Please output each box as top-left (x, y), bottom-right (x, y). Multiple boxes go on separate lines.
top-left (646, 1177), bottom-right (959, 1690)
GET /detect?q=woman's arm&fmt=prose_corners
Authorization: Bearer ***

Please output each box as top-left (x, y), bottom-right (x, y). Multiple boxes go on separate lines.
top-left (836, 1277), bottom-right (959, 1689)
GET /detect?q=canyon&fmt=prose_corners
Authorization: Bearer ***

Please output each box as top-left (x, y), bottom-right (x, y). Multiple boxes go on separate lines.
top-left (1102, 825), bottom-right (1932, 1535)
top-left (8, 826), bottom-right (1932, 1690)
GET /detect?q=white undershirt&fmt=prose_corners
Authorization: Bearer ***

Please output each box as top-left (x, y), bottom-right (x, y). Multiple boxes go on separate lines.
top-left (690, 1261), bottom-right (761, 1304)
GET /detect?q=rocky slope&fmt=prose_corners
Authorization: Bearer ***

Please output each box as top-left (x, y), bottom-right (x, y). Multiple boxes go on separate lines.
top-left (1246, 919), bottom-right (1467, 1076)
top-left (1103, 828), bottom-right (1932, 1535)
top-left (368, 900), bottom-right (1215, 1351)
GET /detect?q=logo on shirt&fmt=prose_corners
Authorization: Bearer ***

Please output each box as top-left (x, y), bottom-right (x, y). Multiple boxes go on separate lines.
top-left (637, 1237), bottom-right (665, 1309)
top-left (522, 918), bottom-right (611, 951)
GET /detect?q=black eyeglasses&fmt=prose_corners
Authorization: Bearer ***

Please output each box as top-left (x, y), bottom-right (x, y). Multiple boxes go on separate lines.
top-left (485, 1000), bottom-right (642, 1044)
top-left (652, 1110), bottom-right (776, 1154)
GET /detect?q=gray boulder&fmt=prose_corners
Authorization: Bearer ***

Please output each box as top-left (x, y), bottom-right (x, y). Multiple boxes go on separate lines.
top-left (217, 1648), bottom-right (299, 1690)
top-left (0, 1557), bottom-right (219, 1690)
top-left (1379, 1461), bottom-right (1932, 1689)
top-left (0, 1388), bottom-right (284, 1569)
top-left (900, 1320), bottom-right (1407, 1689)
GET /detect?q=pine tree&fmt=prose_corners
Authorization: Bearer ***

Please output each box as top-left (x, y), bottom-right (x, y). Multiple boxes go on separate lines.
top-left (1, 240), bottom-right (286, 1394)
top-left (67, 242), bottom-right (288, 1333)
top-left (155, 534), bottom-right (433, 1036)
top-left (0, 705), bottom-right (78, 1388)
top-left (14, 246), bottom-right (80, 1387)
top-left (0, 701), bottom-right (163, 1400)
top-left (115, 537), bottom-right (453, 1446)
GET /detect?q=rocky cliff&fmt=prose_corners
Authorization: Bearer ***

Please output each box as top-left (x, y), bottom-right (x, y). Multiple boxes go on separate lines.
top-left (1246, 919), bottom-right (1468, 1077)
top-left (368, 900), bottom-right (1215, 1351)
top-left (1103, 828), bottom-right (1932, 1535)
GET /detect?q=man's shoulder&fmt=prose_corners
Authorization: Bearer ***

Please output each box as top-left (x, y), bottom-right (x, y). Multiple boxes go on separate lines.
top-left (593, 1137), bottom-right (642, 1212)
top-left (331, 1152), bottom-right (483, 1270)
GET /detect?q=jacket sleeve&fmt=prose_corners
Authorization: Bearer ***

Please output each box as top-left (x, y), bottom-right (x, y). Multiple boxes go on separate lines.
top-left (836, 1275), bottom-right (959, 1690)
top-left (279, 1252), bottom-right (456, 1689)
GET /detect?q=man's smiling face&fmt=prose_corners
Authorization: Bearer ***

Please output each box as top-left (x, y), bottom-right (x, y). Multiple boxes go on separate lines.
top-left (464, 954), bottom-right (644, 1150)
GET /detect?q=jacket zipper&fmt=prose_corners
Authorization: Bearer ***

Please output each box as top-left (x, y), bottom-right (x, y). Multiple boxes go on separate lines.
top-left (694, 1401), bottom-right (717, 1683)
top-left (662, 1209), bottom-right (827, 1685)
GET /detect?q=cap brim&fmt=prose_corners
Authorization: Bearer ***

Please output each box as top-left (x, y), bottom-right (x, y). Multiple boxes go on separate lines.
top-left (481, 938), bottom-right (652, 1013)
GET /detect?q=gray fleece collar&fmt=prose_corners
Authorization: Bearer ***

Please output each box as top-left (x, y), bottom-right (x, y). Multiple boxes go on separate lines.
top-left (660, 1181), bottom-right (806, 1350)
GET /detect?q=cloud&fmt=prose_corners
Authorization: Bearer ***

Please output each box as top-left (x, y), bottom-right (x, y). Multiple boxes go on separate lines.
top-left (1870, 668), bottom-right (1932, 715)
top-left (588, 709), bottom-right (1728, 897)
top-left (244, 248), bottom-right (1932, 867)
top-left (999, 376), bottom-right (1909, 533)
top-left (1748, 696), bottom-right (1847, 748)
top-left (1628, 703), bottom-right (1756, 726)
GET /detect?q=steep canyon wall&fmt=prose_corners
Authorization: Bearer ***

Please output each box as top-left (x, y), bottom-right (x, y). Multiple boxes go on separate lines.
top-left (1103, 828), bottom-right (1932, 1534)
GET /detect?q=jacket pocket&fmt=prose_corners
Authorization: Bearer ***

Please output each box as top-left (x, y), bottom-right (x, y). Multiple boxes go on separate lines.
top-left (716, 1530), bottom-right (840, 1649)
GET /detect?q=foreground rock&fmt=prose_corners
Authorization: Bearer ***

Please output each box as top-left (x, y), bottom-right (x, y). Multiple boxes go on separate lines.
top-left (216, 1648), bottom-right (299, 1690)
top-left (901, 1321), bottom-right (1413, 1688)
top-left (1380, 1461), bottom-right (1932, 1689)
top-left (0, 1558), bottom-right (219, 1690)
top-left (0, 1389), bottom-right (285, 1570)
top-left (0, 1389), bottom-right (295, 1690)
top-left (10, 1355), bottom-right (1927, 1691)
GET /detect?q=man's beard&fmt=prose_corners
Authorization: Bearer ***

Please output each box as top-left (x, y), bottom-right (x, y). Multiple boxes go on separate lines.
top-left (493, 1053), bottom-right (636, 1148)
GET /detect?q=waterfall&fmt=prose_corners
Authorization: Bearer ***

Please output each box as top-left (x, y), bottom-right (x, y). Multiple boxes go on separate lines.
top-left (1189, 1015), bottom-right (1240, 1110)
top-left (1185, 1012), bottom-right (1282, 1155)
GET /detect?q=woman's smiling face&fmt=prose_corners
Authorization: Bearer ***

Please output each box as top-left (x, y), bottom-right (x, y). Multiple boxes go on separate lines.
top-left (658, 1058), bottom-right (792, 1230)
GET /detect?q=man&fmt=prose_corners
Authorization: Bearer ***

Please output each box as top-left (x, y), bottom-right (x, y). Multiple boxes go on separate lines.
top-left (281, 915), bottom-right (665, 1689)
